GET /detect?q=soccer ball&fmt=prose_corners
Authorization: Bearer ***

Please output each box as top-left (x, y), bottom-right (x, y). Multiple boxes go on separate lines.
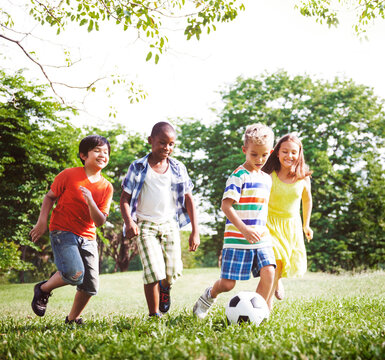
top-left (225, 291), bottom-right (269, 325)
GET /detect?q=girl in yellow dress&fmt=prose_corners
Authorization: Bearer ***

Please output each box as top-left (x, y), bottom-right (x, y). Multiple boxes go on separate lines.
top-left (262, 134), bottom-right (313, 309)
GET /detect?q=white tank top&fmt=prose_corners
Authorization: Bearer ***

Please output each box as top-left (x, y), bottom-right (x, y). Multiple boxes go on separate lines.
top-left (136, 165), bottom-right (176, 223)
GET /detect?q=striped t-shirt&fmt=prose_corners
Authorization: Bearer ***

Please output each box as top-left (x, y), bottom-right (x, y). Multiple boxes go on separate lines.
top-left (222, 166), bottom-right (272, 249)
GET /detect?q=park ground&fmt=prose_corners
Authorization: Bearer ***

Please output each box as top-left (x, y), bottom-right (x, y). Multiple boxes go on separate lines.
top-left (0, 268), bottom-right (384, 359)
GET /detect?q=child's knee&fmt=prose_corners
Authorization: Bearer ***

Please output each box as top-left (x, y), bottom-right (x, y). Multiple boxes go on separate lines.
top-left (62, 269), bottom-right (84, 285)
top-left (261, 265), bottom-right (275, 280)
top-left (221, 279), bottom-right (236, 292)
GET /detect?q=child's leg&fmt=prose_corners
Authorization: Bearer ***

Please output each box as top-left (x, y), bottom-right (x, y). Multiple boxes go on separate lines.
top-left (144, 281), bottom-right (160, 315)
top-left (266, 260), bottom-right (282, 310)
top-left (67, 290), bottom-right (92, 321)
top-left (40, 271), bottom-right (67, 293)
top-left (210, 278), bottom-right (236, 298)
top-left (256, 265), bottom-right (275, 304)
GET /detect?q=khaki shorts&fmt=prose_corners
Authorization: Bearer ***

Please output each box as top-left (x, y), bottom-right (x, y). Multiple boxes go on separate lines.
top-left (136, 219), bottom-right (183, 285)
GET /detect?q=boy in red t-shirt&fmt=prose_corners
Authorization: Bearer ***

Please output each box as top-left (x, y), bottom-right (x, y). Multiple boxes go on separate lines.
top-left (30, 135), bottom-right (113, 324)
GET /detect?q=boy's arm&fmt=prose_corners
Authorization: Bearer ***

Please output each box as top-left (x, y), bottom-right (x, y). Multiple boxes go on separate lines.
top-left (221, 198), bottom-right (263, 244)
top-left (302, 177), bottom-right (313, 242)
top-left (120, 191), bottom-right (139, 240)
top-left (30, 190), bottom-right (57, 242)
top-left (184, 192), bottom-right (200, 252)
top-left (79, 186), bottom-right (108, 227)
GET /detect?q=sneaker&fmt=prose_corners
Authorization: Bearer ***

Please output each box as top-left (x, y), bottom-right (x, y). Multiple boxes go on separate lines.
top-left (65, 316), bottom-right (84, 325)
top-left (193, 287), bottom-right (216, 319)
top-left (31, 280), bottom-right (51, 317)
top-left (148, 312), bottom-right (163, 319)
top-left (159, 281), bottom-right (171, 313)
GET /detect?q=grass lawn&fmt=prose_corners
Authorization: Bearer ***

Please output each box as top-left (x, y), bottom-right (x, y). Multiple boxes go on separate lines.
top-left (1, 268), bottom-right (384, 359)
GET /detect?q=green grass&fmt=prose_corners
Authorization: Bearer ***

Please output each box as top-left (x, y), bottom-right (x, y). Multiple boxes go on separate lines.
top-left (1, 269), bottom-right (385, 359)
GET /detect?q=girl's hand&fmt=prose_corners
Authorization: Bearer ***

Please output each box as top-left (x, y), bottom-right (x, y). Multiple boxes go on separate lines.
top-left (303, 226), bottom-right (313, 242)
top-left (243, 227), bottom-right (262, 244)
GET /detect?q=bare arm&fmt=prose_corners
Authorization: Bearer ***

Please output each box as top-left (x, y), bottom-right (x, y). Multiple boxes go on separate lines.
top-left (30, 190), bottom-right (57, 242)
top-left (184, 192), bottom-right (200, 252)
top-left (221, 198), bottom-right (263, 243)
top-left (302, 177), bottom-right (313, 242)
top-left (120, 191), bottom-right (139, 240)
top-left (79, 186), bottom-right (107, 227)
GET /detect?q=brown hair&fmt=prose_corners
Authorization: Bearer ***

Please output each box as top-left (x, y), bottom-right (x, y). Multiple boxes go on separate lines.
top-left (262, 133), bottom-right (312, 180)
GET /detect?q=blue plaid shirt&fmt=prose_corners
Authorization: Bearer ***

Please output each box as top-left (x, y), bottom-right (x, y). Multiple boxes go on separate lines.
top-left (121, 154), bottom-right (194, 228)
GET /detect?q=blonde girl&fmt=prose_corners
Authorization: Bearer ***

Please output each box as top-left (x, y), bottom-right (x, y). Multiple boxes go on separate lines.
top-left (262, 134), bottom-right (313, 309)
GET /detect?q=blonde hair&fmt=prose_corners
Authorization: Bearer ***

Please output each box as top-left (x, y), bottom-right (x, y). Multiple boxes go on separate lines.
top-left (244, 123), bottom-right (274, 147)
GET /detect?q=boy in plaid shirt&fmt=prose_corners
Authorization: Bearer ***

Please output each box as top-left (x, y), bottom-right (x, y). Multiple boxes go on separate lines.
top-left (120, 122), bottom-right (200, 317)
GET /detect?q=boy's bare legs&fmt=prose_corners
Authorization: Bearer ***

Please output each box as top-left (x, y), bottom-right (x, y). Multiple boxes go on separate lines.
top-left (40, 271), bottom-right (67, 293)
top-left (256, 265), bottom-right (275, 310)
top-left (144, 282), bottom-right (160, 315)
top-left (210, 278), bottom-right (236, 298)
top-left (67, 290), bottom-right (92, 321)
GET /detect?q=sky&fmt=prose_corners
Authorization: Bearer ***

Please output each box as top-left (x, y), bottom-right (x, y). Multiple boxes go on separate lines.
top-left (3, 0), bottom-right (385, 136)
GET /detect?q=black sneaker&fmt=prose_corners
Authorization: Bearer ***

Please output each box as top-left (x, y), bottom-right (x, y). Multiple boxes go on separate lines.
top-left (31, 280), bottom-right (51, 317)
top-left (65, 316), bottom-right (84, 325)
top-left (159, 281), bottom-right (171, 313)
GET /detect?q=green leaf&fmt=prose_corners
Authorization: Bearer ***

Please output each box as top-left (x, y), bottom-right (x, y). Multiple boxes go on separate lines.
top-left (146, 52), bottom-right (152, 61)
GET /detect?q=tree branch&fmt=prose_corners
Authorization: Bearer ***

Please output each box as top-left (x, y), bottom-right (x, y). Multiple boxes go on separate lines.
top-left (0, 33), bottom-right (65, 103)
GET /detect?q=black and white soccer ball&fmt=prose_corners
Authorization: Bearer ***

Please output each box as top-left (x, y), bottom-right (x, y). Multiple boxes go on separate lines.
top-left (225, 291), bottom-right (269, 325)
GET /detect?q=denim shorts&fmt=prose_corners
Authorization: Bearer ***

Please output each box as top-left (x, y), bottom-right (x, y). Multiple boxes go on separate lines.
top-left (221, 246), bottom-right (276, 280)
top-left (50, 230), bottom-right (99, 295)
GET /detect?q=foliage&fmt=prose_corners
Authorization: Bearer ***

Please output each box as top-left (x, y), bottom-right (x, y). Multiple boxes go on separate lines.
top-left (0, 270), bottom-right (384, 359)
top-left (0, 69), bottom-right (80, 276)
top-left (296, 0), bottom-right (385, 36)
top-left (177, 71), bottom-right (385, 270)
top-left (25, 0), bottom-right (244, 64)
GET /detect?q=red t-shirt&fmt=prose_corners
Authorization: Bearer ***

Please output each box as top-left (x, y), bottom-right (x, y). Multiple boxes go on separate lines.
top-left (49, 167), bottom-right (113, 240)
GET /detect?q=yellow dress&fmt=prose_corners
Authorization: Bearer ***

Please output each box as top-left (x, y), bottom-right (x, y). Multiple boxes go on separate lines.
top-left (267, 171), bottom-right (307, 278)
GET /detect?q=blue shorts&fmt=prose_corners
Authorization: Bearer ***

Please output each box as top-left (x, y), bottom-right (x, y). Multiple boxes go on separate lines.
top-left (221, 247), bottom-right (276, 280)
top-left (50, 230), bottom-right (99, 295)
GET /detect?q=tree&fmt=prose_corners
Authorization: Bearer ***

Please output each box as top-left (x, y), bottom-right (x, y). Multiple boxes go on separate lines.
top-left (296, 0), bottom-right (385, 36)
top-left (178, 71), bottom-right (385, 271)
top-left (0, 1), bottom-right (244, 104)
top-left (0, 69), bottom-right (81, 278)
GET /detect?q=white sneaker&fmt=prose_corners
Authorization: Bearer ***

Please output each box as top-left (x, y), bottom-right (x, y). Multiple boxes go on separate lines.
top-left (193, 287), bottom-right (216, 319)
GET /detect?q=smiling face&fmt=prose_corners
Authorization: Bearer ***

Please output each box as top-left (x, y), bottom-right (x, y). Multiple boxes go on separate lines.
top-left (148, 128), bottom-right (176, 161)
top-left (80, 144), bottom-right (110, 171)
top-left (242, 141), bottom-right (272, 172)
top-left (277, 140), bottom-right (300, 170)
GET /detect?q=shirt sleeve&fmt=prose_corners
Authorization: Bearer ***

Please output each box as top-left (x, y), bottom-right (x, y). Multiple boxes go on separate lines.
top-left (99, 182), bottom-right (113, 216)
top-left (222, 173), bottom-right (243, 203)
top-left (121, 163), bottom-right (136, 195)
top-left (180, 162), bottom-right (194, 194)
top-left (50, 169), bottom-right (67, 198)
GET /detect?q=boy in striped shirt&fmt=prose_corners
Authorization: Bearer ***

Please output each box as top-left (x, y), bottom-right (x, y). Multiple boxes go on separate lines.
top-left (193, 123), bottom-right (276, 318)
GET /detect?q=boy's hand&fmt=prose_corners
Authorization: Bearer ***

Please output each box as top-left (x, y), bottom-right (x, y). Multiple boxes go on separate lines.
top-left (79, 186), bottom-right (94, 205)
top-left (188, 232), bottom-right (200, 252)
top-left (243, 227), bottom-right (263, 244)
top-left (125, 220), bottom-right (139, 240)
top-left (303, 226), bottom-right (313, 242)
top-left (30, 221), bottom-right (47, 243)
